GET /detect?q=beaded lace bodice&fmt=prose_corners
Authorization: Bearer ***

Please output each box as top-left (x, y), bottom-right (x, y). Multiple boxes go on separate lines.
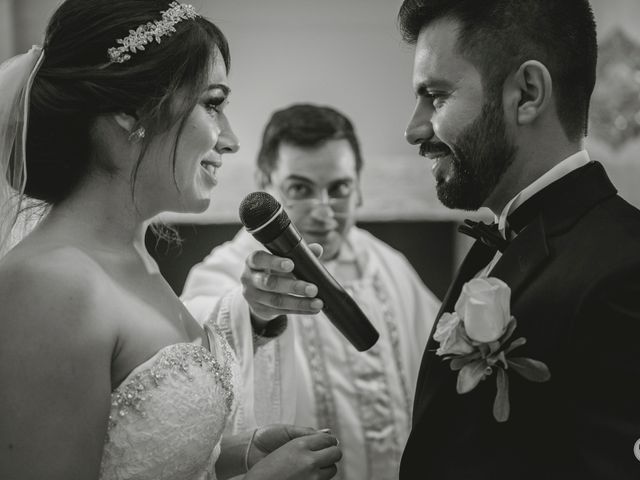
top-left (99, 321), bottom-right (239, 480)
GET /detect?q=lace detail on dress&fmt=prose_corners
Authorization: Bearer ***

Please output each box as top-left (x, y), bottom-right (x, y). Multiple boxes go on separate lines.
top-left (99, 338), bottom-right (239, 480)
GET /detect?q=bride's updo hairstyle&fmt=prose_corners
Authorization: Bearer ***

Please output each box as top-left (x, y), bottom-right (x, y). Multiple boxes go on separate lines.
top-left (25, 0), bottom-right (230, 204)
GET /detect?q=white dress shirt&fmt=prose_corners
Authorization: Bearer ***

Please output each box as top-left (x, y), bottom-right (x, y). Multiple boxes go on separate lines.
top-left (479, 150), bottom-right (592, 277)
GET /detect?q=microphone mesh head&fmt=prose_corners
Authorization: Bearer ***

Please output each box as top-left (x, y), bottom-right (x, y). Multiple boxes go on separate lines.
top-left (238, 191), bottom-right (282, 230)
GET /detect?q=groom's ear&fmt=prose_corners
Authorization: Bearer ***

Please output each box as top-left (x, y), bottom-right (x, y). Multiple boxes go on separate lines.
top-left (505, 60), bottom-right (553, 127)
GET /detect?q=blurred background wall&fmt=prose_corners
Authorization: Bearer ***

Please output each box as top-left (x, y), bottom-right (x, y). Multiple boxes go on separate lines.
top-left (3, 0), bottom-right (640, 298)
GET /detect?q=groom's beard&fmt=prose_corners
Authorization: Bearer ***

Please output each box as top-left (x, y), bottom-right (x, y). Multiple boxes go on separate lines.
top-left (432, 93), bottom-right (517, 211)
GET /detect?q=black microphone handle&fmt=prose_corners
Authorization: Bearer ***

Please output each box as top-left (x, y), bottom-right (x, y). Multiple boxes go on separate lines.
top-left (265, 230), bottom-right (380, 352)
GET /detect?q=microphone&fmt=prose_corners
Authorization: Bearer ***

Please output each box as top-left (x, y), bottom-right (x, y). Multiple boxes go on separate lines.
top-left (238, 191), bottom-right (379, 352)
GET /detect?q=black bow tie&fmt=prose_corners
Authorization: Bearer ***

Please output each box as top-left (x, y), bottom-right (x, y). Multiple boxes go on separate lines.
top-left (458, 219), bottom-right (510, 253)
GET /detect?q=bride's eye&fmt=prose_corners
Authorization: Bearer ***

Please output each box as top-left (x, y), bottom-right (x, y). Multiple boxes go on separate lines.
top-left (204, 96), bottom-right (228, 115)
top-left (203, 86), bottom-right (229, 116)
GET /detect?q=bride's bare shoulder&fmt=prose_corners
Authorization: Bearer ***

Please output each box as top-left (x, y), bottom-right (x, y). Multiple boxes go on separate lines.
top-left (1, 242), bottom-right (105, 284)
top-left (0, 244), bottom-right (116, 337)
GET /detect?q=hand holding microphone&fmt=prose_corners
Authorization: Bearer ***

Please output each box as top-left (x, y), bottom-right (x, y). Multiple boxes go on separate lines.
top-left (240, 244), bottom-right (325, 324)
top-left (239, 191), bottom-right (379, 352)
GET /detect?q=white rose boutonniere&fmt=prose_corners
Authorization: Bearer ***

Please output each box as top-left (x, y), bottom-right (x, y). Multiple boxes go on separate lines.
top-left (457, 277), bottom-right (511, 342)
top-left (433, 311), bottom-right (474, 356)
top-left (435, 277), bottom-right (551, 422)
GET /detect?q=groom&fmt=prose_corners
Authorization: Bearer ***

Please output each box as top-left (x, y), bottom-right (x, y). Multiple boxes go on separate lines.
top-left (399, 1), bottom-right (640, 479)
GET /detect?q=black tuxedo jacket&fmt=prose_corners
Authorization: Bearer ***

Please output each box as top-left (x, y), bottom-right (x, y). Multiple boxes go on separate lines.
top-left (400, 162), bottom-right (640, 479)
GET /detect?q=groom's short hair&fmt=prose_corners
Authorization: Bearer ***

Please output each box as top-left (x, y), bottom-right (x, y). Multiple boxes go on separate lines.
top-left (397, 0), bottom-right (597, 143)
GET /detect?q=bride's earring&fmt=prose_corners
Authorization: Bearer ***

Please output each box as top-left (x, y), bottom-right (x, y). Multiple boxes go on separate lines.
top-left (129, 127), bottom-right (145, 141)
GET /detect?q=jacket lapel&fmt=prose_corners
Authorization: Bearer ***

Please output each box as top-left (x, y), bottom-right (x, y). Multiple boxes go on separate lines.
top-left (413, 240), bottom-right (496, 422)
top-left (426, 240), bottom-right (496, 349)
top-left (489, 161), bottom-right (618, 293)
top-left (488, 215), bottom-right (550, 297)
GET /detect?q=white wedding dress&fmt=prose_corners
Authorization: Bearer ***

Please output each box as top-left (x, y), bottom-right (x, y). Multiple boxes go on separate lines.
top-left (99, 318), bottom-right (240, 480)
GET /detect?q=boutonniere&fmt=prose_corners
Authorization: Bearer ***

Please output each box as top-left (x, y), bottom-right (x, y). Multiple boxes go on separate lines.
top-left (434, 277), bottom-right (550, 422)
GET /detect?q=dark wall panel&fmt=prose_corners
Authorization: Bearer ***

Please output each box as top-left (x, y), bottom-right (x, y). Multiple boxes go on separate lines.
top-left (147, 221), bottom-right (455, 300)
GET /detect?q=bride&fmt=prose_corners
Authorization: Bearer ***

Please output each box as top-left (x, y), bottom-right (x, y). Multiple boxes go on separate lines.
top-left (0, 1), bottom-right (340, 479)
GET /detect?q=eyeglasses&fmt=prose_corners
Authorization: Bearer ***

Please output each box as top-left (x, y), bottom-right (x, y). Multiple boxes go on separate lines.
top-left (278, 182), bottom-right (357, 217)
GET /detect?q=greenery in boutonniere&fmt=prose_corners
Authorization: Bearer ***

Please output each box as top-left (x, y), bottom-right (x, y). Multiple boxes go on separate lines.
top-left (434, 277), bottom-right (551, 422)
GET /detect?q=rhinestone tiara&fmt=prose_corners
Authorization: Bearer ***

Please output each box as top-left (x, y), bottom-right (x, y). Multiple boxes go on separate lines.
top-left (107, 2), bottom-right (199, 64)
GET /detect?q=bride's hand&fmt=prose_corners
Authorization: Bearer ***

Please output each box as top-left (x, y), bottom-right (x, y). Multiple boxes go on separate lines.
top-left (245, 427), bottom-right (341, 480)
top-left (246, 424), bottom-right (323, 464)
